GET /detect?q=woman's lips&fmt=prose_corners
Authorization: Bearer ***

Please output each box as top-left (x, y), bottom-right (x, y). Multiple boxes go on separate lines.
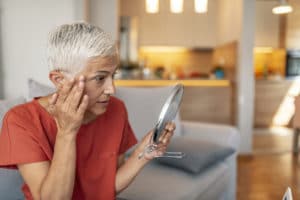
top-left (97, 100), bottom-right (109, 106)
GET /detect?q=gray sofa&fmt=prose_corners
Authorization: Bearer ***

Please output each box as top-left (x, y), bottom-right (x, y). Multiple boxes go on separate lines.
top-left (0, 81), bottom-right (240, 200)
top-left (116, 86), bottom-right (240, 200)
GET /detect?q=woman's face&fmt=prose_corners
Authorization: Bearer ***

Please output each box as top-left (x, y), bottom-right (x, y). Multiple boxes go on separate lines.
top-left (76, 55), bottom-right (118, 117)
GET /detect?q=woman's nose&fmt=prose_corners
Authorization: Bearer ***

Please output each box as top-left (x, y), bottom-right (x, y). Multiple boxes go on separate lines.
top-left (104, 79), bottom-right (115, 95)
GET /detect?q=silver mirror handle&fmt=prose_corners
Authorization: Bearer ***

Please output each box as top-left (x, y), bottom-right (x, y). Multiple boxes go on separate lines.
top-left (155, 151), bottom-right (185, 159)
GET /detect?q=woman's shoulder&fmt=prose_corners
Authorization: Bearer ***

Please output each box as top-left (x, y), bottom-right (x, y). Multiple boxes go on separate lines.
top-left (4, 99), bottom-right (44, 125)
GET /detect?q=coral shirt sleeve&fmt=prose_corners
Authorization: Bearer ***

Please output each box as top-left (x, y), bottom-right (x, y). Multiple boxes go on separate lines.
top-left (0, 112), bottom-right (48, 168)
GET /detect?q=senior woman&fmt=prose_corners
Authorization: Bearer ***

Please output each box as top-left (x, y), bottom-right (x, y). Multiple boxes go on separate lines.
top-left (0, 22), bottom-right (175, 200)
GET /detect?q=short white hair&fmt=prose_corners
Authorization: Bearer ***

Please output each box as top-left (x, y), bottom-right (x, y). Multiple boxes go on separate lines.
top-left (47, 22), bottom-right (117, 75)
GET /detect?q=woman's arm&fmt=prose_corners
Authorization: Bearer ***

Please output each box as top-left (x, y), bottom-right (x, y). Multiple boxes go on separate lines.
top-left (18, 133), bottom-right (77, 200)
top-left (115, 123), bottom-right (175, 193)
top-left (115, 150), bottom-right (149, 194)
top-left (18, 76), bottom-right (88, 200)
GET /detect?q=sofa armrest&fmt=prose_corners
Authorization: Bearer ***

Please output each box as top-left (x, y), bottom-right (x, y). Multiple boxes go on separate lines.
top-left (181, 121), bottom-right (240, 151)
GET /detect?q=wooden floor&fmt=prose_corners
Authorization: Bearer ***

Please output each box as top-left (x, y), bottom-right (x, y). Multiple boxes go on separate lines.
top-left (238, 153), bottom-right (300, 200)
top-left (237, 128), bottom-right (299, 200)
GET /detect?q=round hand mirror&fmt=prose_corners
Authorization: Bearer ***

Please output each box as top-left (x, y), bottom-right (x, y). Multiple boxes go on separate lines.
top-left (152, 84), bottom-right (184, 143)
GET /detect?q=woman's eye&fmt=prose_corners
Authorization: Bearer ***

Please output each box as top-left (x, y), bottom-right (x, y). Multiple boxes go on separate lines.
top-left (94, 76), bottom-right (105, 82)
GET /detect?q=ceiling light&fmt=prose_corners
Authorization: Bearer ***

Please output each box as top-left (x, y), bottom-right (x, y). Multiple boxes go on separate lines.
top-left (272, 0), bottom-right (293, 14)
top-left (146, 0), bottom-right (159, 14)
top-left (194, 0), bottom-right (208, 13)
top-left (170, 0), bottom-right (184, 13)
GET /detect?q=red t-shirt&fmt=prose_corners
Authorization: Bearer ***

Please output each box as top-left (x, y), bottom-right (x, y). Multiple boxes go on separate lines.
top-left (0, 96), bottom-right (137, 200)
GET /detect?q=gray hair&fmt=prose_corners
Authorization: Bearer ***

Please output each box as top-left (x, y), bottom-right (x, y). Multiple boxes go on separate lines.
top-left (47, 22), bottom-right (117, 75)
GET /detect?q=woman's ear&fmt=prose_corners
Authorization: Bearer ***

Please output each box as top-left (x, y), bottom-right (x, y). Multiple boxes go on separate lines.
top-left (49, 70), bottom-right (65, 89)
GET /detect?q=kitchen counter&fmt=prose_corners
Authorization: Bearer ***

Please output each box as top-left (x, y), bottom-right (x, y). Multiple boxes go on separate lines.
top-left (115, 79), bottom-right (230, 87)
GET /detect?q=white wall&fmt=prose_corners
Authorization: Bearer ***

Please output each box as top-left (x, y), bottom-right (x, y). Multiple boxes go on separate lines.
top-left (286, 0), bottom-right (300, 49)
top-left (90, 0), bottom-right (119, 41)
top-left (216, 0), bottom-right (242, 45)
top-left (255, 1), bottom-right (279, 47)
top-left (0, 0), bottom-right (84, 99)
top-left (218, 0), bottom-right (278, 48)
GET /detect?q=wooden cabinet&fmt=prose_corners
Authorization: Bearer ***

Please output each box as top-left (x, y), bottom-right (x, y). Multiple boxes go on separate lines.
top-left (255, 1), bottom-right (280, 47)
top-left (180, 86), bottom-right (233, 124)
top-left (120, 0), bottom-right (218, 48)
top-left (254, 79), bottom-right (300, 127)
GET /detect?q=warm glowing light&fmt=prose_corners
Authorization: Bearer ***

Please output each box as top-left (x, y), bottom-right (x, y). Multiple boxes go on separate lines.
top-left (254, 47), bottom-right (273, 54)
top-left (140, 46), bottom-right (188, 52)
top-left (194, 0), bottom-right (208, 13)
top-left (146, 0), bottom-right (159, 13)
top-left (272, 0), bottom-right (293, 15)
top-left (269, 126), bottom-right (292, 137)
top-left (272, 80), bottom-right (300, 126)
top-left (272, 5), bottom-right (293, 14)
top-left (170, 0), bottom-right (184, 13)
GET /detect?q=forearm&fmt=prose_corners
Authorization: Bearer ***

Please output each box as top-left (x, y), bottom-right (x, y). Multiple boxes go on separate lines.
top-left (40, 133), bottom-right (77, 200)
top-left (115, 151), bottom-right (149, 193)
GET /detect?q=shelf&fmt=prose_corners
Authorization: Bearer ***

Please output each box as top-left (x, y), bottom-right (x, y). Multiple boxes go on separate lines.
top-left (114, 79), bottom-right (230, 87)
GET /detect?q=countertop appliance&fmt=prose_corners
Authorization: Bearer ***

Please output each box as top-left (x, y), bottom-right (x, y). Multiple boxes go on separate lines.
top-left (286, 50), bottom-right (300, 77)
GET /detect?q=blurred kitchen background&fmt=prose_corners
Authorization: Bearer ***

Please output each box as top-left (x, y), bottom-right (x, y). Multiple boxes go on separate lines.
top-left (1, 1), bottom-right (300, 199)
top-left (1, 0), bottom-right (300, 154)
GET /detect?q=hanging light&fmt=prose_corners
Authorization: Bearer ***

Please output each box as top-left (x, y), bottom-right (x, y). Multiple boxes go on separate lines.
top-left (272, 0), bottom-right (293, 14)
top-left (194, 0), bottom-right (208, 13)
top-left (146, 0), bottom-right (159, 13)
top-left (170, 0), bottom-right (184, 13)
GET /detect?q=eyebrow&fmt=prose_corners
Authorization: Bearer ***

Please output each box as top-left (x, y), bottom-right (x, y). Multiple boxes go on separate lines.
top-left (94, 70), bottom-right (110, 75)
top-left (94, 68), bottom-right (119, 75)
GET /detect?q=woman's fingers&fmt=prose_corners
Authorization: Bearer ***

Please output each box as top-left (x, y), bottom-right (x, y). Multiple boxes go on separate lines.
top-left (47, 76), bottom-right (89, 134)
top-left (67, 76), bottom-right (85, 111)
top-left (77, 95), bottom-right (89, 116)
top-left (158, 122), bottom-right (175, 144)
top-left (138, 123), bottom-right (175, 160)
top-left (56, 78), bottom-right (75, 105)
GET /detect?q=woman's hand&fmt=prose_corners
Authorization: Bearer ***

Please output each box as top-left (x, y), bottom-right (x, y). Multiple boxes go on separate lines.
top-left (134, 122), bottom-right (176, 160)
top-left (47, 76), bottom-right (89, 135)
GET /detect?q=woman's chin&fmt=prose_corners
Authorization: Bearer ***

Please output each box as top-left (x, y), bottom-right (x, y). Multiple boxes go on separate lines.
top-left (88, 106), bottom-right (107, 116)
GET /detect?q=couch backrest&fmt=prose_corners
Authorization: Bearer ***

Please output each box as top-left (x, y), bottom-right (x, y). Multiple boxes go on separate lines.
top-left (28, 78), bottom-right (55, 100)
top-left (115, 86), bottom-right (182, 141)
top-left (0, 169), bottom-right (24, 200)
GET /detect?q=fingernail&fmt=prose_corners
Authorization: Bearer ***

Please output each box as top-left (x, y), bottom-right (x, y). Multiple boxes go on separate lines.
top-left (79, 81), bottom-right (84, 88)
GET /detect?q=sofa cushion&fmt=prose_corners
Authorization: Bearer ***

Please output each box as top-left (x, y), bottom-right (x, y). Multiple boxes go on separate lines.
top-left (0, 169), bottom-right (24, 200)
top-left (0, 97), bottom-right (26, 129)
top-left (156, 136), bottom-right (235, 174)
top-left (28, 78), bottom-right (55, 99)
top-left (119, 161), bottom-right (229, 200)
